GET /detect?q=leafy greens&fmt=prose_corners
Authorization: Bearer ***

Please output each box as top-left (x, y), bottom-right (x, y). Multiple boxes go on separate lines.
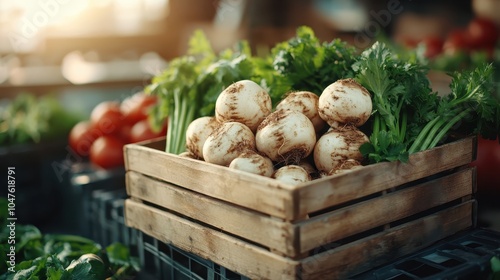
top-left (147, 26), bottom-right (499, 161)
top-left (0, 198), bottom-right (139, 279)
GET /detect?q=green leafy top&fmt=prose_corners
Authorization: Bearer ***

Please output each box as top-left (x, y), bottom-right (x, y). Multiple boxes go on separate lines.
top-left (446, 63), bottom-right (498, 139)
top-left (271, 26), bottom-right (357, 96)
top-left (146, 31), bottom-right (267, 154)
top-left (407, 63), bottom-right (498, 153)
top-left (354, 42), bottom-right (436, 163)
top-left (146, 26), bottom-right (500, 158)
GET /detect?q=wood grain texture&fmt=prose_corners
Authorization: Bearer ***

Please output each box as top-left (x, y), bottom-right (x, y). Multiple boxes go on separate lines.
top-left (127, 167), bottom-right (474, 257)
top-left (300, 201), bottom-right (475, 280)
top-left (125, 137), bottom-right (475, 221)
top-left (127, 171), bottom-right (296, 255)
top-left (125, 143), bottom-right (296, 219)
top-left (297, 168), bottom-right (474, 253)
top-left (295, 137), bottom-right (475, 218)
top-left (125, 199), bottom-right (474, 280)
top-left (124, 199), bottom-right (299, 280)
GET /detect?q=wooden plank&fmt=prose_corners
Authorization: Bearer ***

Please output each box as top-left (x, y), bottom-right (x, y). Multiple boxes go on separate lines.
top-left (295, 136), bottom-right (475, 218)
top-left (300, 200), bottom-right (475, 280)
top-left (124, 199), bottom-right (299, 280)
top-left (124, 143), bottom-right (297, 219)
top-left (298, 168), bottom-right (474, 254)
top-left (127, 171), bottom-right (296, 256)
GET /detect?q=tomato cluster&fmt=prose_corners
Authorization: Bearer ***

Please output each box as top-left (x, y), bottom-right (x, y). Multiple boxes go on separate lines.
top-left (405, 18), bottom-right (499, 59)
top-left (68, 93), bottom-right (167, 169)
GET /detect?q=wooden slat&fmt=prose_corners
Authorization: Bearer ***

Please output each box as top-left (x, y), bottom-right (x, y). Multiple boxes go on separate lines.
top-left (125, 199), bottom-right (474, 280)
top-left (124, 199), bottom-right (299, 280)
top-left (300, 200), bottom-right (475, 280)
top-left (127, 168), bottom-right (475, 257)
top-left (295, 136), bottom-right (475, 218)
top-left (124, 143), bottom-right (297, 219)
top-left (298, 168), bottom-right (474, 254)
top-left (126, 171), bottom-right (296, 256)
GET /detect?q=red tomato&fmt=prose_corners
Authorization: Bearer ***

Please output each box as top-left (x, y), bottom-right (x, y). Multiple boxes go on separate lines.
top-left (422, 36), bottom-right (444, 58)
top-left (89, 135), bottom-right (126, 169)
top-left (470, 136), bottom-right (500, 194)
top-left (130, 119), bottom-right (167, 143)
top-left (90, 101), bottom-right (125, 136)
top-left (467, 17), bottom-right (499, 49)
top-left (120, 93), bottom-right (157, 125)
top-left (443, 29), bottom-right (472, 55)
top-left (68, 121), bottom-right (101, 157)
top-left (119, 124), bottom-right (133, 144)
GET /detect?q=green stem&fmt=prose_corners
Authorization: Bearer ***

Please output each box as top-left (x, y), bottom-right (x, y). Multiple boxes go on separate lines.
top-left (173, 90), bottom-right (182, 153)
top-left (165, 116), bottom-right (174, 153)
top-left (379, 116), bottom-right (387, 132)
top-left (408, 116), bottom-right (440, 154)
top-left (166, 87), bottom-right (197, 155)
top-left (427, 109), bottom-right (471, 149)
top-left (175, 96), bottom-right (194, 154)
top-left (395, 97), bottom-right (405, 140)
top-left (418, 116), bottom-right (447, 152)
top-left (399, 111), bottom-right (407, 143)
top-left (166, 90), bottom-right (181, 154)
top-left (373, 114), bottom-right (380, 136)
top-left (175, 94), bottom-right (188, 154)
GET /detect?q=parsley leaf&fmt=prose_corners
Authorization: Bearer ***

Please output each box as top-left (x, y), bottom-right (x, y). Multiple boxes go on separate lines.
top-left (354, 42), bottom-right (433, 163)
top-left (271, 26), bottom-right (356, 95)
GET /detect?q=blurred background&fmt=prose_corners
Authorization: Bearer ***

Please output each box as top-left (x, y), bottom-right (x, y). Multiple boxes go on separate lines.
top-left (0, 0), bottom-right (481, 96)
top-left (0, 3), bottom-right (499, 280)
top-left (1, 0), bottom-right (499, 233)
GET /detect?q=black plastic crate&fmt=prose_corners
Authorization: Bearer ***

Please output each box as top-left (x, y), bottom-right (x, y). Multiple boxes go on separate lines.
top-left (349, 229), bottom-right (500, 280)
top-left (0, 140), bottom-right (69, 226)
top-left (88, 188), bottom-right (139, 250)
top-left (53, 162), bottom-right (125, 236)
top-left (135, 231), bottom-right (251, 280)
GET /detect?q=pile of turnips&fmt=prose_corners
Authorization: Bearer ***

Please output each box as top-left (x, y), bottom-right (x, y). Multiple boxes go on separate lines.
top-left (183, 79), bottom-right (373, 185)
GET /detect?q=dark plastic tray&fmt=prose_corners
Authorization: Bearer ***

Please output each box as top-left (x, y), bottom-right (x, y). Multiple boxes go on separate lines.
top-left (349, 228), bottom-right (500, 280)
top-left (136, 231), bottom-right (250, 280)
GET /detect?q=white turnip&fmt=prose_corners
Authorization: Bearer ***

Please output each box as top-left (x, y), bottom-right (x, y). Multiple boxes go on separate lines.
top-left (272, 165), bottom-right (311, 185)
top-left (215, 80), bottom-right (272, 133)
top-left (178, 151), bottom-right (199, 159)
top-left (185, 116), bottom-right (220, 159)
top-left (256, 109), bottom-right (316, 165)
top-left (327, 159), bottom-right (363, 175)
top-left (203, 122), bottom-right (255, 166)
top-left (298, 159), bottom-right (317, 177)
top-left (276, 91), bottom-right (327, 134)
top-left (313, 126), bottom-right (369, 173)
top-left (229, 151), bottom-right (274, 177)
top-left (318, 78), bottom-right (372, 127)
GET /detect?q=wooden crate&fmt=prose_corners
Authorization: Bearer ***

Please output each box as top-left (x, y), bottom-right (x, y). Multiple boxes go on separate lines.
top-left (124, 136), bottom-right (477, 279)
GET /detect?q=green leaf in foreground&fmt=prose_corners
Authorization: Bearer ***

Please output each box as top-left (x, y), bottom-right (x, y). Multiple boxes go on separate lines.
top-left (106, 242), bottom-right (140, 272)
top-left (491, 256), bottom-right (500, 280)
